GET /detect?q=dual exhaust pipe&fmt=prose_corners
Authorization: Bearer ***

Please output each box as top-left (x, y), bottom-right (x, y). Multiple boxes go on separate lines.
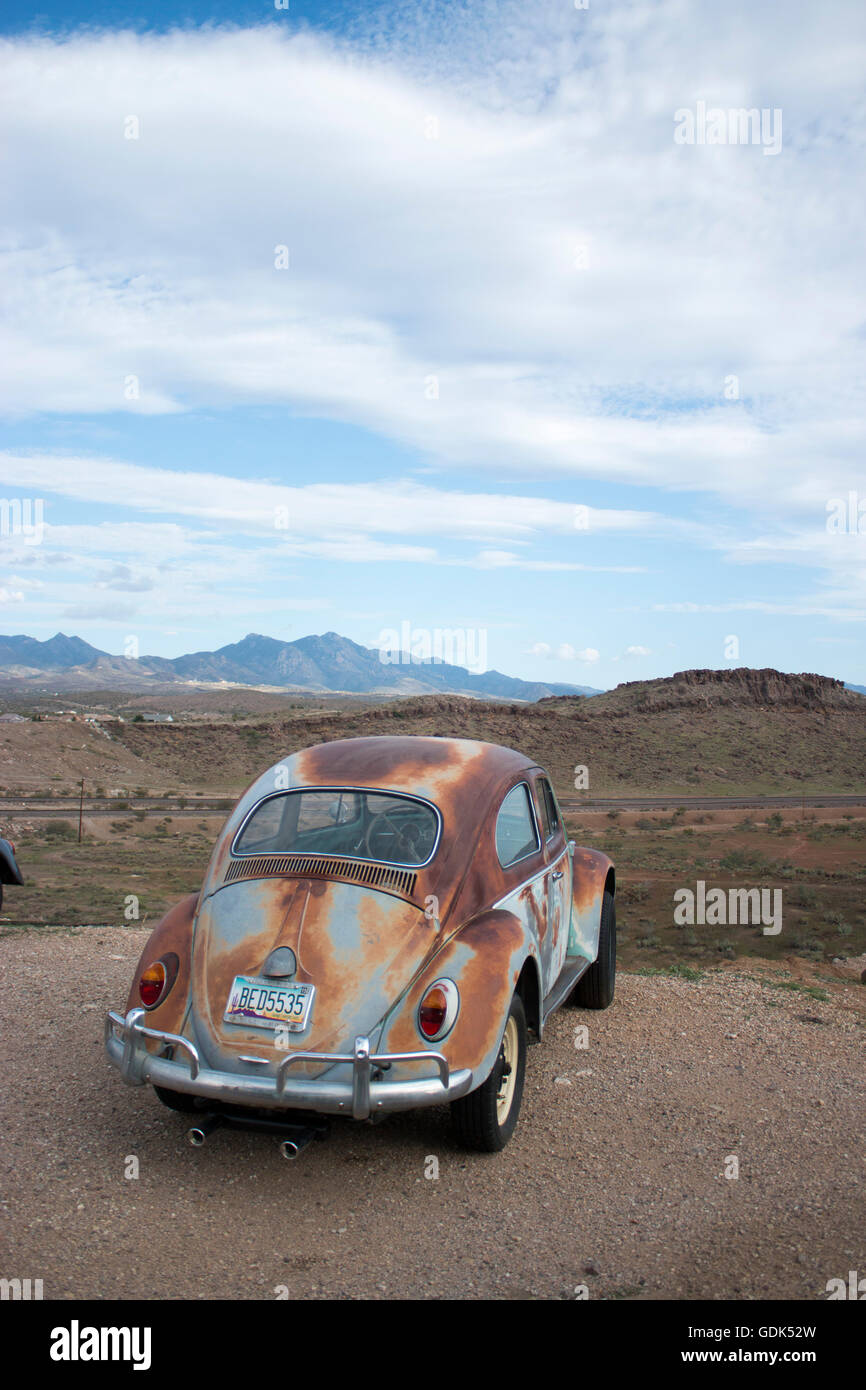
top-left (187, 1114), bottom-right (222, 1148)
top-left (187, 1112), bottom-right (320, 1159)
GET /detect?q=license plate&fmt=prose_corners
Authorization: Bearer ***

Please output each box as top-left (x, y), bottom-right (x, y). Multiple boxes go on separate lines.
top-left (224, 976), bottom-right (315, 1033)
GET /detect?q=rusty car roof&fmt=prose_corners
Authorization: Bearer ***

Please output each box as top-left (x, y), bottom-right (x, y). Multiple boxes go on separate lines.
top-left (203, 736), bottom-right (549, 925)
top-left (289, 735), bottom-right (536, 801)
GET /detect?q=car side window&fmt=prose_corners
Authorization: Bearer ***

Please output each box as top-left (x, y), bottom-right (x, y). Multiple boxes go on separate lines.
top-left (536, 779), bottom-right (552, 839)
top-left (540, 777), bottom-right (561, 839)
top-left (495, 783), bottom-right (540, 867)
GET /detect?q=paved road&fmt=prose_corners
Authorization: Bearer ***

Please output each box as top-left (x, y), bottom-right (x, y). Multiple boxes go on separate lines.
top-left (559, 793), bottom-right (866, 812)
top-left (2, 792), bottom-right (864, 819)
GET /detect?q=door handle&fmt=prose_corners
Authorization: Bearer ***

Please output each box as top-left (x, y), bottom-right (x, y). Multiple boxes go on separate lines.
top-left (552, 870), bottom-right (564, 881)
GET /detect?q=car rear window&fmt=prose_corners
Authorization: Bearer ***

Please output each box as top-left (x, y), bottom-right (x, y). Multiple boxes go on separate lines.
top-left (233, 789), bottom-right (440, 867)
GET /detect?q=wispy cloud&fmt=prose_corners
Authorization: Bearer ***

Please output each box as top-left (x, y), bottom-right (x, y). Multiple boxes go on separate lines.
top-left (0, 14), bottom-right (862, 521)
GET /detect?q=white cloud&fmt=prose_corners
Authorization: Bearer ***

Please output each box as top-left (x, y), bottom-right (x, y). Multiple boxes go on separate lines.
top-left (529, 639), bottom-right (600, 663)
top-left (0, 451), bottom-right (685, 544)
top-left (654, 599), bottom-right (866, 621)
top-left (1, 6), bottom-right (864, 655)
top-left (0, 11), bottom-right (862, 526)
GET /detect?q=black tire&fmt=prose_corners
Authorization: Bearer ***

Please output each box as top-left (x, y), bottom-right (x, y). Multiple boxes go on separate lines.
top-left (451, 993), bottom-right (526, 1152)
top-left (153, 1084), bottom-right (200, 1113)
top-left (572, 887), bottom-right (616, 1009)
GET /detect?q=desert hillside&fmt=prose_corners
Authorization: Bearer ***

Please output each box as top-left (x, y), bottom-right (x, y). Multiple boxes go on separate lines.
top-left (98, 667), bottom-right (865, 798)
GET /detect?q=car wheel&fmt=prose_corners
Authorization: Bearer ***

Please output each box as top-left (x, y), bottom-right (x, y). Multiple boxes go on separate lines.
top-left (451, 992), bottom-right (526, 1152)
top-left (153, 1084), bottom-right (200, 1113)
top-left (571, 887), bottom-right (616, 1009)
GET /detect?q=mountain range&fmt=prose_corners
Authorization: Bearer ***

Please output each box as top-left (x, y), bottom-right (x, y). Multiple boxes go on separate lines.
top-left (0, 630), bottom-right (603, 701)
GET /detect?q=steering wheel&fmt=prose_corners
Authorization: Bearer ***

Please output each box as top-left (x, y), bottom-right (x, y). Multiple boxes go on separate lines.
top-left (365, 811), bottom-right (424, 864)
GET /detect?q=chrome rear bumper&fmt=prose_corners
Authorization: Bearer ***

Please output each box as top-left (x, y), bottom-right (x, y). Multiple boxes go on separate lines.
top-left (105, 1008), bottom-right (472, 1120)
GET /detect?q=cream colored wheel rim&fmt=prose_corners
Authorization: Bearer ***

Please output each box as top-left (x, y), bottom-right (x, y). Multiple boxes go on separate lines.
top-left (496, 1016), bottom-right (518, 1124)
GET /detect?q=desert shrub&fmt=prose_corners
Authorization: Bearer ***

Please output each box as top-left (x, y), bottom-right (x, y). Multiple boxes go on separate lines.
top-left (621, 881), bottom-right (651, 905)
top-left (720, 848), bottom-right (769, 873)
top-left (44, 820), bottom-right (76, 840)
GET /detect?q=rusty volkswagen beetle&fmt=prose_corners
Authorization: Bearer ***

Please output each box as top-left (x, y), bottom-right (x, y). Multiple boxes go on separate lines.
top-left (106, 736), bottom-right (615, 1153)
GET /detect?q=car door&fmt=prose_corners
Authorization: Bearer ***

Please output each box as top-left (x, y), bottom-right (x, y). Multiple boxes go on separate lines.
top-left (532, 775), bottom-right (571, 989)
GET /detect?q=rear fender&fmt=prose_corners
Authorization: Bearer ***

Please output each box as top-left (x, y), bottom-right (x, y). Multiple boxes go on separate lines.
top-left (568, 847), bottom-right (614, 962)
top-left (124, 892), bottom-right (199, 1033)
top-left (377, 908), bottom-right (535, 1089)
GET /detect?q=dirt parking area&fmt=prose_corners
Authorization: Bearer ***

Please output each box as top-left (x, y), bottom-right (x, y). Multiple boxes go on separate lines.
top-left (1, 927), bottom-right (864, 1301)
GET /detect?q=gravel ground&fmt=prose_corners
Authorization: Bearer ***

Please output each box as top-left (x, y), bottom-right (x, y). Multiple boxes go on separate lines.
top-left (1, 926), bottom-right (864, 1301)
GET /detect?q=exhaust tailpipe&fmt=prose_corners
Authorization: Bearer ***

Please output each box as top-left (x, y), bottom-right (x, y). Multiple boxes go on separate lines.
top-left (187, 1114), bottom-right (222, 1147)
top-left (279, 1129), bottom-right (317, 1160)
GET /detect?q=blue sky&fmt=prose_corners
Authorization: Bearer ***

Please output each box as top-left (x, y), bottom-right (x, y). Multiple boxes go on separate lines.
top-left (0, 0), bottom-right (864, 689)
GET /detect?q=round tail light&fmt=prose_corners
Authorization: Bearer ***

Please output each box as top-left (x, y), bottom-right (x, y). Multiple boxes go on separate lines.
top-left (418, 979), bottom-right (459, 1041)
top-left (139, 961), bottom-right (167, 1008)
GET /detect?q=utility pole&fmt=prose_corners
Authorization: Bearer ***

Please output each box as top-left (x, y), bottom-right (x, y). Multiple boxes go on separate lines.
top-left (78, 777), bottom-right (85, 844)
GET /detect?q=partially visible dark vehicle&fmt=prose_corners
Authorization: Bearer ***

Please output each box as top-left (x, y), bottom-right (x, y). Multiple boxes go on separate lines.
top-left (0, 836), bottom-right (24, 913)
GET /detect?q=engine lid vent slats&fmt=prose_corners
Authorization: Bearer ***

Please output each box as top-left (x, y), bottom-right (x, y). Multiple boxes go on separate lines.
top-left (224, 854), bottom-right (418, 900)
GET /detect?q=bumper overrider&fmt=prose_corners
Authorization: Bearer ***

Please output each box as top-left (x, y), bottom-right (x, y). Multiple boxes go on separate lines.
top-left (105, 1008), bottom-right (473, 1121)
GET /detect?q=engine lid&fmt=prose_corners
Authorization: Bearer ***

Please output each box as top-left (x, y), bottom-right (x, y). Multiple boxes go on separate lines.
top-left (190, 875), bottom-right (435, 1072)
